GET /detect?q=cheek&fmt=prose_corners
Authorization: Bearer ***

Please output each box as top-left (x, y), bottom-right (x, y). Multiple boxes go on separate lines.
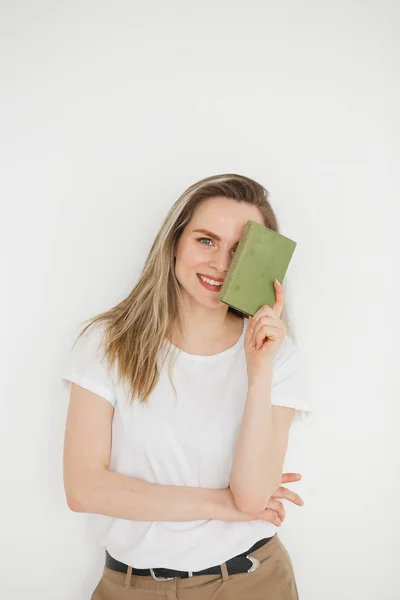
top-left (177, 246), bottom-right (204, 272)
top-left (175, 252), bottom-right (205, 290)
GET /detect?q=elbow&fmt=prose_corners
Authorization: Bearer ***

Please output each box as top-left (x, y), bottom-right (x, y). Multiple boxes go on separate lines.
top-left (233, 491), bottom-right (272, 516)
top-left (65, 468), bottom-right (106, 513)
top-left (236, 498), bottom-right (271, 516)
top-left (231, 480), bottom-right (281, 516)
top-left (64, 471), bottom-right (102, 513)
top-left (67, 497), bottom-right (85, 513)
top-left (65, 488), bottom-right (87, 513)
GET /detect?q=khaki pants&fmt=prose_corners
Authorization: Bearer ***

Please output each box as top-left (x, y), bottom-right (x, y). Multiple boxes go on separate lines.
top-left (90, 533), bottom-right (300, 600)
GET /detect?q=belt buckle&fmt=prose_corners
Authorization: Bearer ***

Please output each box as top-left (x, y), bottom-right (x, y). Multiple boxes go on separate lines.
top-left (149, 567), bottom-right (194, 580)
top-left (149, 568), bottom-right (176, 581)
top-left (246, 554), bottom-right (261, 573)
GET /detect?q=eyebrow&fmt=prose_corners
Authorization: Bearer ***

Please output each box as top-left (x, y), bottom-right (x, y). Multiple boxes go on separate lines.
top-left (192, 229), bottom-right (239, 245)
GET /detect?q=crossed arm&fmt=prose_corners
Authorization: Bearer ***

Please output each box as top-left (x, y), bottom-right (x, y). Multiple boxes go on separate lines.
top-left (229, 373), bottom-right (295, 515)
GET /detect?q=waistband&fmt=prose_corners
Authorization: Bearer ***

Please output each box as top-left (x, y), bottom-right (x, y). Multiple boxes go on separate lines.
top-left (105, 535), bottom-right (275, 580)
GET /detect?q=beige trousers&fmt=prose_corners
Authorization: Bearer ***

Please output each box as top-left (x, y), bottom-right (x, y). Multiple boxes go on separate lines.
top-left (90, 533), bottom-right (300, 600)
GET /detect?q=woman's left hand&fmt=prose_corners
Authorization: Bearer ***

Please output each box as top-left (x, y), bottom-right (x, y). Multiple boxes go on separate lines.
top-left (244, 279), bottom-right (287, 383)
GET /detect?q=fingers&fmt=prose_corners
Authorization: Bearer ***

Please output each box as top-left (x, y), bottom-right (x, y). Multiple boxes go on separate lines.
top-left (249, 499), bottom-right (286, 526)
top-left (271, 486), bottom-right (304, 506)
top-left (253, 296), bottom-right (283, 320)
top-left (264, 499), bottom-right (285, 526)
top-left (250, 317), bottom-right (282, 348)
top-left (273, 279), bottom-right (285, 315)
top-left (268, 498), bottom-right (285, 522)
top-left (281, 473), bottom-right (302, 483)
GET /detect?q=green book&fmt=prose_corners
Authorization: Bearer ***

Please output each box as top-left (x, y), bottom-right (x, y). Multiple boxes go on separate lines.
top-left (217, 220), bottom-right (297, 316)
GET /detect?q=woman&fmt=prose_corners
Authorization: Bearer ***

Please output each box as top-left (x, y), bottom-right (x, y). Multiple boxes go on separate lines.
top-left (62, 173), bottom-right (311, 600)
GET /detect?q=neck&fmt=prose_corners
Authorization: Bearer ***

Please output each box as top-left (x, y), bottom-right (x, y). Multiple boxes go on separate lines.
top-left (170, 294), bottom-right (241, 349)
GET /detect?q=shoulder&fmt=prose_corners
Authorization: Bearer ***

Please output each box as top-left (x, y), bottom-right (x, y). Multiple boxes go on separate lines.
top-left (63, 321), bottom-right (117, 406)
top-left (70, 321), bottom-right (112, 368)
top-left (74, 321), bottom-right (108, 348)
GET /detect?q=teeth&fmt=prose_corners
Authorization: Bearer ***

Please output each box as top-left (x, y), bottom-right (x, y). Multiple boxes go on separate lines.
top-left (198, 275), bottom-right (223, 286)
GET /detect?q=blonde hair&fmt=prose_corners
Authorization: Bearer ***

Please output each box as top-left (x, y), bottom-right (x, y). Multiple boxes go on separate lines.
top-left (74, 173), bottom-right (296, 406)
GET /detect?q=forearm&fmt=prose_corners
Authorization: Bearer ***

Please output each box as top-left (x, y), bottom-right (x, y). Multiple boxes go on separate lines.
top-left (229, 372), bottom-right (281, 514)
top-left (70, 469), bottom-right (230, 522)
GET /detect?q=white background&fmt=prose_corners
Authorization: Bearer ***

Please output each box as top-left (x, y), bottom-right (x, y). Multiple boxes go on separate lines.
top-left (1, 1), bottom-right (399, 598)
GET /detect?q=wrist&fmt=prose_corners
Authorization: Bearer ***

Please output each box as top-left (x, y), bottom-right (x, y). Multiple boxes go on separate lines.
top-left (248, 369), bottom-right (273, 388)
top-left (213, 487), bottom-right (252, 522)
top-left (209, 488), bottom-right (233, 520)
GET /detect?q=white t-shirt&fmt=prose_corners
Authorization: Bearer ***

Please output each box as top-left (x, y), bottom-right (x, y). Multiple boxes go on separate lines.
top-left (61, 317), bottom-right (311, 571)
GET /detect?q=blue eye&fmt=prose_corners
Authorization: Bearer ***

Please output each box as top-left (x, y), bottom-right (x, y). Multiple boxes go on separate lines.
top-left (197, 237), bottom-right (237, 254)
top-left (198, 237), bottom-right (213, 246)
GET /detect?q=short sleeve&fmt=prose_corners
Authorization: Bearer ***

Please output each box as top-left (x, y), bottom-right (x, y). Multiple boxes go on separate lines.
top-left (270, 335), bottom-right (311, 423)
top-left (61, 324), bottom-right (117, 407)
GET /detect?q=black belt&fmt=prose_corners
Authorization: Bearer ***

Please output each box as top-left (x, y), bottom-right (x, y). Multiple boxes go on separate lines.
top-left (105, 535), bottom-right (275, 580)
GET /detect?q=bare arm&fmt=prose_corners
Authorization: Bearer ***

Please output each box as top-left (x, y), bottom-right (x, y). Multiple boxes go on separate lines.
top-left (229, 372), bottom-right (294, 515)
top-left (71, 469), bottom-right (284, 527)
top-left (70, 468), bottom-right (232, 522)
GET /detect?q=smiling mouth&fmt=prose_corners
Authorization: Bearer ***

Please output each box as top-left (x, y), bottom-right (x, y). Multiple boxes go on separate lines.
top-left (197, 274), bottom-right (224, 287)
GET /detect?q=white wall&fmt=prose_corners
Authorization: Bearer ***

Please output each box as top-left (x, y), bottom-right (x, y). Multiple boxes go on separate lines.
top-left (2, 1), bottom-right (399, 598)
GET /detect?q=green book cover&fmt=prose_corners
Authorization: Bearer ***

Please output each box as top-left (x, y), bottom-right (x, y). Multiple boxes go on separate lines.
top-left (217, 220), bottom-right (297, 316)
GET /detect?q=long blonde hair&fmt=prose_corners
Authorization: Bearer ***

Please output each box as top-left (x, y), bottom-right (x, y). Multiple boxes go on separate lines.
top-left (74, 173), bottom-right (296, 405)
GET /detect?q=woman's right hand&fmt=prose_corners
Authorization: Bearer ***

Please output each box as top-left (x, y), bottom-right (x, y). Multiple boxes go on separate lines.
top-left (222, 472), bottom-right (304, 526)
top-left (252, 472), bottom-right (305, 525)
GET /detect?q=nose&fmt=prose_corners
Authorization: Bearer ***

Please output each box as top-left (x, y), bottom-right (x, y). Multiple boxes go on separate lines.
top-left (208, 248), bottom-right (231, 274)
